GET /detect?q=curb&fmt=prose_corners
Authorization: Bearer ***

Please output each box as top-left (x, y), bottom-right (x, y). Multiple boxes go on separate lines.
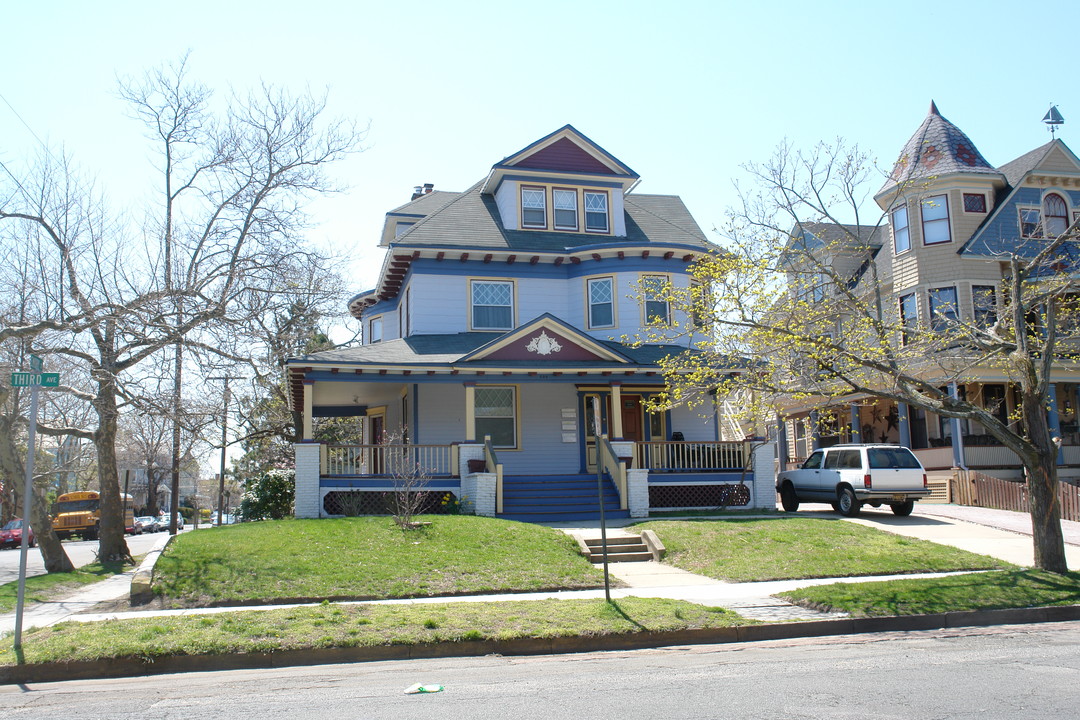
top-left (4, 604), bottom-right (1079, 685)
top-left (129, 534), bottom-right (175, 603)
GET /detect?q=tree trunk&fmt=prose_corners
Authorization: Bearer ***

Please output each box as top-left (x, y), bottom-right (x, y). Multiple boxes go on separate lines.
top-left (92, 371), bottom-right (132, 564)
top-left (1020, 391), bottom-right (1068, 573)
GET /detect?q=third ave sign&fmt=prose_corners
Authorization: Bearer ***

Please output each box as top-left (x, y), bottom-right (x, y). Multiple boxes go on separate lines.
top-left (10, 372), bottom-right (60, 388)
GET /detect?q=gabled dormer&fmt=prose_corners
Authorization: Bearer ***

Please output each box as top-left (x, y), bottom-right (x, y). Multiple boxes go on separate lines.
top-left (480, 125), bottom-right (640, 237)
top-left (378, 187), bottom-right (461, 247)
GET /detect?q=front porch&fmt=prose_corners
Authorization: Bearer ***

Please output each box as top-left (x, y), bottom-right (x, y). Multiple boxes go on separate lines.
top-left (295, 438), bottom-right (776, 521)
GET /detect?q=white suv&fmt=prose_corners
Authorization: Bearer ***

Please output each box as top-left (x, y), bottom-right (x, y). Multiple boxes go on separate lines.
top-left (776, 444), bottom-right (930, 517)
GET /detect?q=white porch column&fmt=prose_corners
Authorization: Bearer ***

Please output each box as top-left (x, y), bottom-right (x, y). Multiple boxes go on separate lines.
top-left (464, 382), bottom-right (476, 442)
top-left (750, 439), bottom-right (777, 510)
top-left (610, 383), bottom-right (623, 439)
top-left (294, 443), bottom-right (322, 518)
top-left (459, 443), bottom-right (495, 516)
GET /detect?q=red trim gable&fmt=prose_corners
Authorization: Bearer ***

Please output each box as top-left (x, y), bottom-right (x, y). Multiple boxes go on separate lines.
top-left (512, 137), bottom-right (615, 175)
top-left (480, 328), bottom-right (611, 362)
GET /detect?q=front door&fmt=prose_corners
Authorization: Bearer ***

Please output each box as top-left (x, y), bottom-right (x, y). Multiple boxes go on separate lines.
top-left (620, 395), bottom-right (644, 442)
top-left (370, 413), bottom-right (385, 474)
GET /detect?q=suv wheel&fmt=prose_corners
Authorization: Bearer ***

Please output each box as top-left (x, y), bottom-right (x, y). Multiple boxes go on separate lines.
top-left (837, 487), bottom-right (861, 517)
top-left (890, 500), bottom-right (915, 517)
top-left (780, 484), bottom-right (800, 512)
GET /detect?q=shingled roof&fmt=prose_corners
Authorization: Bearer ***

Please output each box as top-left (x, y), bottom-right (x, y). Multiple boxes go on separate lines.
top-left (878, 102), bottom-right (1002, 197)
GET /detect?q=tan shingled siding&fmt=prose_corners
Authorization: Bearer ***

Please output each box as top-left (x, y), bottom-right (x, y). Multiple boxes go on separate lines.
top-left (1037, 145), bottom-right (1080, 173)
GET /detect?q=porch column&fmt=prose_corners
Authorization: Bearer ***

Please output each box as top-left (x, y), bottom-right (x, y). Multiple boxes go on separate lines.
top-left (850, 404), bottom-right (861, 442)
top-left (1049, 383), bottom-right (1065, 465)
top-left (948, 383), bottom-right (965, 467)
top-left (610, 382), bottom-right (623, 439)
top-left (776, 415), bottom-right (789, 472)
top-left (464, 382), bottom-right (476, 442)
top-left (898, 402), bottom-right (911, 448)
top-left (302, 380), bottom-right (315, 441)
top-left (809, 410), bottom-right (820, 451)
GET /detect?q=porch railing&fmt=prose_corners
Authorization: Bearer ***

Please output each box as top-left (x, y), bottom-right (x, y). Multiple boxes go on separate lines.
top-left (634, 441), bottom-right (748, 472)
top-left (599, 435), bottom-right (628, 510)
top-left (324, 444), bottom-right (457, 477)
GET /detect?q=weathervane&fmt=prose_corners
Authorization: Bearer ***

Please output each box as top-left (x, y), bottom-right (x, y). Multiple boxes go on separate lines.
top-left (1044, 104), bottom-right (1065, 138)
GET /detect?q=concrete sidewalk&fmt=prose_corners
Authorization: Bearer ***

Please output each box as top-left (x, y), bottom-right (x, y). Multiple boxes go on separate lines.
top-left (2, 504), bottom-right (1077, 634)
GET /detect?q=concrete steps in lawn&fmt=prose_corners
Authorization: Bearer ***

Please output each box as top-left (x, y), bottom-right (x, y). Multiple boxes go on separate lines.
top-left (581, 535), bottom-right (653, 563)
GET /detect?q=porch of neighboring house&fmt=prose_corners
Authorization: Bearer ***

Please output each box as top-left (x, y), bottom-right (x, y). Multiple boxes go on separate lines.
top-left (777, 381), bottom-right (1080, 484)
top-left (292, 379), bottom-right (776, 522)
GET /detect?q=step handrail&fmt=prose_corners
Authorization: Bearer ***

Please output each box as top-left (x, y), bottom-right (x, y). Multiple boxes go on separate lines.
top-left (598, 434), bottom-right (628, 510)
top-left (484, 435), bottom-right (505, 513)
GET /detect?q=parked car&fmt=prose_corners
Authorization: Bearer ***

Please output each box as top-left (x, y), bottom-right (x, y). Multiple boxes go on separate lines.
top-left (136, 516), bottom-right (161, 533)
top-left (0, 519), bottom-right (35, 549)
top-left (776, 444), bottom-right (930, 517)
top-left (159, 514), bottom-right (184, 530)
top-left (126, 518), bottom-right (142, 535)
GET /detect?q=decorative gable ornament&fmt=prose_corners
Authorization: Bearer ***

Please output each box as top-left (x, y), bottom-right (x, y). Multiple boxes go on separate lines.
top-left (526, 330), bottom-right (563, 356)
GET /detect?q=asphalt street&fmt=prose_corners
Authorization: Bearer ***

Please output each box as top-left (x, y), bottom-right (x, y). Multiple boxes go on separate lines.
top-left (2, 621), bottom-right (1077, 719)
top-left (0, 529), bottom-right (180, 585)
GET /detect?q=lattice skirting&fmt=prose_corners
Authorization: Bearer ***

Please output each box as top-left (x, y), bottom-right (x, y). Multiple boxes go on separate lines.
top-left (323, 490), bottom-right (459, 516)
top-left (648, 483), bottom-right (751, 509)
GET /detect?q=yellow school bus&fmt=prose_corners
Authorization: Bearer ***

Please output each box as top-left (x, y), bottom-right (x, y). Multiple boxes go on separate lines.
top-left (50, 491), bottom-right (135, 541)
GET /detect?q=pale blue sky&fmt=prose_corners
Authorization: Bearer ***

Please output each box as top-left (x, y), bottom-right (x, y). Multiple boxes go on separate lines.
top-left (2, 0), bottom-right (1075, 310)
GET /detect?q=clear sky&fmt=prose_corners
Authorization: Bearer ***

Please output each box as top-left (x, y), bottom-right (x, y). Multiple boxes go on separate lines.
top-left (3, 0), bottom-right (1076, 325)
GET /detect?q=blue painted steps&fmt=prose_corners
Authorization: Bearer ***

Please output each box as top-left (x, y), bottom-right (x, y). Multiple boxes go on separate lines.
top-left (498, 474), bottom-right (630, 523)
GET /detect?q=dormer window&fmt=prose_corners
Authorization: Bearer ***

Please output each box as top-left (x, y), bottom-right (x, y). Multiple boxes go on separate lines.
top-left (553, 189), bottom-right (578, 230)
top-left (521, 187), bottom-right (547, 229)
top-left (585, 191), bottom-right (609, 233)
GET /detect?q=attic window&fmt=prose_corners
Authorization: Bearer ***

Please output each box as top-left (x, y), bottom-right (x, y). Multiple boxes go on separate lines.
top-left (553, 189), bottom-right (578, 230)
top-left (584, 191), bottom-right (609, 233)
top-left (521, 187), bottom-right (546, 229)
top-left (963, 194), bottom-right (986, 213)
top-left (1045, 193), bottom-right (1068, 237)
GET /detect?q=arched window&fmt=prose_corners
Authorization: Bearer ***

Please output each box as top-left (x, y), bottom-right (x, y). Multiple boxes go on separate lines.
top-left (1044, 193), bottom-right (1068, 237)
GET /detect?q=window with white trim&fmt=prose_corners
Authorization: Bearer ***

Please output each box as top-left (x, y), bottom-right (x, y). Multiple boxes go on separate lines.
top-left (892, 204), bottom-right (910, 253)
top-left (588, 276), bottom-right (614, 328)
top-left (369, 316), bottom-right (383, 344)
top-left (1045, 193), bottom-right (1068, 238)
top-left (475, 386), bottom-right (517, 448)
top-left (642, 275), bottom-right (670, 325)
top-left (921, 195), bottom-right (951, 244)
top-left (521, 187), bottom-right (546, 228)
top-left (584, 191), bottom-right (609, 232)
top-left (1020, 207), bottom-right (1043, 238)
top-left (471, 280), bottom-right (514, 330)
top-left (553, 188), bottom-right (578, 230)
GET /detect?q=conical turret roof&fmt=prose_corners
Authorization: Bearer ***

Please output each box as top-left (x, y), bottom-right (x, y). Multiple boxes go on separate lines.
top-left (877, 102), bottom-right (1001, 197)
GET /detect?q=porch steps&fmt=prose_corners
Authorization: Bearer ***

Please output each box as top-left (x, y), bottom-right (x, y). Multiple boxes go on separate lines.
top-left (498, 474), bottom-right (630, 523)
top-left (582, 536), bottom-right (652, 563)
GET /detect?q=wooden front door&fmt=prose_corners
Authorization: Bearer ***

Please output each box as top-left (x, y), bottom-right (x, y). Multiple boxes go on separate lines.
top-left (620, 395), bottom-right (644, 442)
top-left (370, 413), bottom-right (385, 474)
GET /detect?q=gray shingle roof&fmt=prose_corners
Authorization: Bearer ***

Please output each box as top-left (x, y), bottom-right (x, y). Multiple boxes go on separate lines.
top-left (998, 141), bottom-right (1055, 188)
top-left (878, 102), bottom-right (1002, 197)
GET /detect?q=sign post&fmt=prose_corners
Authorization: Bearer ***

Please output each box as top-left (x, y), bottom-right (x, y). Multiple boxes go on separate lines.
top-left (591, 396), bottom-right (611, 603)
top-left (12, 356), bottom-right (59, 650)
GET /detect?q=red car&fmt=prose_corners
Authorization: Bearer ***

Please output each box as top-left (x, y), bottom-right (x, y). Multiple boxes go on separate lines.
top-left (0, 519), bottom-right (35, 549)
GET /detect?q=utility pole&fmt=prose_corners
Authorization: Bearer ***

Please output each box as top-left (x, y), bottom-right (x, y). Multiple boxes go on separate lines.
top-left (208, 376), bottom-right (239, 526)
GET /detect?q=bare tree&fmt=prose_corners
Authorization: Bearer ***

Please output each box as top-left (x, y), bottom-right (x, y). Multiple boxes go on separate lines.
top-left (0, 55), bottom-right (365, 562)
top-left (647, 139), bottom-right (1074, 573)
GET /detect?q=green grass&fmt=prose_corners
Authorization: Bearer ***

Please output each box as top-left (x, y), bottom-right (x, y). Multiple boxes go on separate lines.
top-left (152, 516), bottom-right (608, 606)
top-left (779, 570), bottom-right (1080, 617)
top-left (0, 597), bottom-right (752, 666)
top-left (633, 518), bottom-right (1012, 582)
top-left (0, 561), bottom-right (131, 613)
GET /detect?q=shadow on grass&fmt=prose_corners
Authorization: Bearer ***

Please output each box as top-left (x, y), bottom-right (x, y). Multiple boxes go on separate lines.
top-left (604, 600), bottom-right (647, 631)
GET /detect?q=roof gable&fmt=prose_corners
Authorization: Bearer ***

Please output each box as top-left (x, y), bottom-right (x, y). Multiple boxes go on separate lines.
top-left (511, 136), bottom-right (617, 175)
top-left (486, 125), bottom-right (639, 190)
top-left (460, 314), bottom-right (631, 363)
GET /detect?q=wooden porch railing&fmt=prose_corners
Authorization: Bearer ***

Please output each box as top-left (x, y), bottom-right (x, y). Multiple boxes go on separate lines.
top-left (484, 435), bottom-right (505, 513)
top-left (952, 469), bottom-right (1080, 522)
top-left (598, 435), bottom-right (627, 510)
top-left (634, 441), bottom-right (748, 472)
top-left (324, 444), bottom-right (457, 477)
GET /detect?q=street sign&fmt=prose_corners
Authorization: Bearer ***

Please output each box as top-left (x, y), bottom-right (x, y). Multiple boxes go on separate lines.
top-left (10, 372), bottom-right (59, 388)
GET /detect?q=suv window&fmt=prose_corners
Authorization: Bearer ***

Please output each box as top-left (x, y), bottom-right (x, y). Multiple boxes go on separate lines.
top-left (802, 451), bottom-right (824, 470)
top-left (868, 447), bottom-right (921, 469)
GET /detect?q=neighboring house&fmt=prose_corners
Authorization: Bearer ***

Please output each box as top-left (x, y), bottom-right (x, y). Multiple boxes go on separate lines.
top-left (287, 125), bottom-right (775, 521)
top-left (778, 102), bottom-right (1080, 482)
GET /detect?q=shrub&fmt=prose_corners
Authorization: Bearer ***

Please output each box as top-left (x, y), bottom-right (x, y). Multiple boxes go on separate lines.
top-left (238, 469), bottom-right (295, 521)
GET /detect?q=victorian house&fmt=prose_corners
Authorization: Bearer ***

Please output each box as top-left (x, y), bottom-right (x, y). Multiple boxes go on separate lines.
top-left (778, 103), bottom-right (1080, 483)
top-left (287, 126), bottom-right (775, 521)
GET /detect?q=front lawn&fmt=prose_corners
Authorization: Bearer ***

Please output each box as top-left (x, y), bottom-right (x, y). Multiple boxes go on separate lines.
top-left (779, 569), bottom-right (1080, 616)
top-left (0, 560), bottom-right (131, 613)
top-left (634, 518), bottom-right (1012, 582)
top-left (152, 516), bottom-right (607, 606)
top-left (0, 597), bottom-right (751, 666)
